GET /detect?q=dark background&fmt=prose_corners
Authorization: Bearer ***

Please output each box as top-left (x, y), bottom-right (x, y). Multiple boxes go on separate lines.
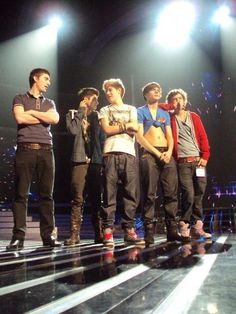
top-left (0, 0), bottom-right (235, 207)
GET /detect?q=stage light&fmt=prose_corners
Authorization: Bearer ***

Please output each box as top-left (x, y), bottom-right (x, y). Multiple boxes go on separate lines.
top-left (155, 1), bottom-right (196, 48)
top-left (48, 16), bottom-right (63, 31)
top-left (212, 5), bottom-right (231, 27)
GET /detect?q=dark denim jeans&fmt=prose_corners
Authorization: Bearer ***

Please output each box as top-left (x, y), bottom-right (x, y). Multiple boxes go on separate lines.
top-left (177, 161), bottom-right (207, 223)
top-left (13, 147), bottom-right (55, 240)
top-left (101, 153), bottom-right (139, 229)
top-left (140, 152), bottom-right (178, 224)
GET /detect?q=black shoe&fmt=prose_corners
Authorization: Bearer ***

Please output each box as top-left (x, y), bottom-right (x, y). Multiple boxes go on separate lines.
top-left (42, 236), bottom-right (61, 247)
top-left (6, 238), bottom-right (24, 251)
top-left (167, 232), bottom-right (184, 242)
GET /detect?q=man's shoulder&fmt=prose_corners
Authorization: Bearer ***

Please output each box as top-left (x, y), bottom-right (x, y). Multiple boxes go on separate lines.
top-left (137, 104), bottom-right (147, 112)
top-left (13, 93), bottom-right (28, 105)
top-left (189, 111), bottom-right (201, 120)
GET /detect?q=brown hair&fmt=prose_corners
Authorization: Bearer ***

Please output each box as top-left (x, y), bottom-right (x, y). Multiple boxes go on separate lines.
top-left (166, 88), bottom-right (188, 104)
top-left (142, 82), bottom-right (162, 100)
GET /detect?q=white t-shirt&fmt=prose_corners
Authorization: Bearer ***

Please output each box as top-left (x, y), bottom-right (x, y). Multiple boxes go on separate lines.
top-left (99, 104), bottom-right (137, 156)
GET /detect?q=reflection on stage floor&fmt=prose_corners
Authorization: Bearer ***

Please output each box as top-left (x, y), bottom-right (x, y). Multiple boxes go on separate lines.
top-left (0, 233), bottom-right (235, 313)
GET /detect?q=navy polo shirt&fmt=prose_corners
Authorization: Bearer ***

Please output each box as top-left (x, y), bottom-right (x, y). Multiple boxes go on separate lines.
top-left (12, 92), bottom-right (56, 145)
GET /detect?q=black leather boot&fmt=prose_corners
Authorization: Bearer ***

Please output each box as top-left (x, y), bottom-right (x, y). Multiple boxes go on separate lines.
top-left (166, 220), bottom-right (184, 242)
top-left (92, 216), bottom-right (103, 244)
top-left (144, 223), bottom-right (155, 247)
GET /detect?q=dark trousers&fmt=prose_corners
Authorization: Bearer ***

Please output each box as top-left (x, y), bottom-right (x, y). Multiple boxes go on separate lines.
top-left (178, 161), bottom-right (207, 223)
top-left (140, 152), bottom-right (178, 224)
top-left (71, 162), bottom-right (102, 221)
top-left (101, 153), bottom-right (138, 229)
top-left (12, 147), bottom-right (55, 240)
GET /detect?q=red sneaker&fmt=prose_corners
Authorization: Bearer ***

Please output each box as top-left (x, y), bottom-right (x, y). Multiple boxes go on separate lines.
top-left (103, 228), bottom-right (114, 247)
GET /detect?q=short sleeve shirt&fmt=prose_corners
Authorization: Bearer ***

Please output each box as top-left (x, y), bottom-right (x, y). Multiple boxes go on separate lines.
top-left (99, 103), bottom-right (137, 156)
top-left (12, 92), bottom-right (56, 145)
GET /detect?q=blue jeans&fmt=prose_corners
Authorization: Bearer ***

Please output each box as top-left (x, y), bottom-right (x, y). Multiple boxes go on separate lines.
top-left (177, 161), bottom-right (207, 223)
top-left (12, 146), bottom-right (55, 240)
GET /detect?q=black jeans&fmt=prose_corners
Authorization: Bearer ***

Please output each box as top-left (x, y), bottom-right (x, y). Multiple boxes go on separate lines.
top-left (177, 161), bottom-right (207, 223)
top-left (71, 162), bottom-right (102, 221)
top-left (140, 152), bottom-right (178, 224)
top-left (101, 153), bottom-right (138, 229)
top-left (13, 147), bottom-right (55, 240)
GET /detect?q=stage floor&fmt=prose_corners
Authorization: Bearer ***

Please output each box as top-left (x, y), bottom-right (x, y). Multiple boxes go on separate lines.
top-left (0, 233), bottom-right (235, 313)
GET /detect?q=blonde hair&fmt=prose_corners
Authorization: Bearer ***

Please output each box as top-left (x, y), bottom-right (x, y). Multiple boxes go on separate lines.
top-left (102, 78), bottom-right (125, 98)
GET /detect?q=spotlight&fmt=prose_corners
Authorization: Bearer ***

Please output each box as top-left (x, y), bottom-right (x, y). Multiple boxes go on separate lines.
top-left (48, 16), bottom-right (63, 30)
top-left (212, 5), bottom-right (231, 27)
top-left (155, 1), bottom-right (196, 47)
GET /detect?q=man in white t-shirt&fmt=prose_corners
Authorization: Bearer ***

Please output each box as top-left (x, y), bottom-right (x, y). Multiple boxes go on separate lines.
top-left (99, 78), bottom-right (144, 247)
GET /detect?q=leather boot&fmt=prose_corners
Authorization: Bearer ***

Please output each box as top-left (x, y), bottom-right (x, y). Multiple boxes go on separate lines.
top-left (92, 216), bottom-right (103, 244)
top-left (144, 223), bottom-right (155, 247)
top-left (64, 206), bottom-right (81, 246)
top-left (166, 220), bottom-right (184, 242)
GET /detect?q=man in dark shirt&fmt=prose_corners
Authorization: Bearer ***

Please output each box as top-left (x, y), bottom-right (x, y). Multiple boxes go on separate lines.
top-left (6, 68), bottom-right (61, 250)
top-left (64, 87), bottom-right (105, 245)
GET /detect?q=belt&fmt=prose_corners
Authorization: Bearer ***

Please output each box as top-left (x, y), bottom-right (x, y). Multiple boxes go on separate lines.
top-left (103, 152), bottom-right (131, 157)
top-left (18, 143), bottom-right (53, 150)
top-left (154, 147), bottom-right (168, 153)
top-left (142, 147), bottom-right (168, 154)
top-left (177, 156), bottom-right (200, 163)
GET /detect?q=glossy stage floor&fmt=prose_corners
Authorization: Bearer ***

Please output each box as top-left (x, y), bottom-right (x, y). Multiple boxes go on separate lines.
top-left (0, 231), bottom-right (235, 314)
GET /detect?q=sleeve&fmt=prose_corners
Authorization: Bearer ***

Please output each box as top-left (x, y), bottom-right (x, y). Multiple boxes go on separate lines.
top-left (159, 103), bottom-right (174, 111)
top-left (192, 113), bottom-right (210, 160)
top-left (66, 108), bottom-right (85, 136)
top-left (12, 94), bottom-right (23, 110)
top-left (49, 99), bottom-right (56, 110)
top-left (98, 106), bottom-right (108, 120)
top-left (137, 108), bottom-right (144, 124)
top-left (129, 105), bottom-right (137, 121)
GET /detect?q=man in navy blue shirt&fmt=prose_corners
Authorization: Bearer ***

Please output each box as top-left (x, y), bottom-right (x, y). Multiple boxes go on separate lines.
top-left (7, 68), bottom-right (61, 250)
top-left (137, 82), bottom-right (182, 246)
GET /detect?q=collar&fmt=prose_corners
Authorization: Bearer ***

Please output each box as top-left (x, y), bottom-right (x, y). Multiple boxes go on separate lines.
top-left (27, 91), bottom-right (44, 99)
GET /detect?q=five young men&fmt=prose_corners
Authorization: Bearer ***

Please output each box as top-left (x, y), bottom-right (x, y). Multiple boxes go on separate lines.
top-left (6, 69), bottom-right (211, 250)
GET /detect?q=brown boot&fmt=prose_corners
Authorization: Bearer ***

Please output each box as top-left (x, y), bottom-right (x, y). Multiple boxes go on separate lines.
top-left (64, 207), bottom-right (81, 246)
top-left (191, 220), bottom-right (212, 239)
top-left (124, 227), bottom-right (145, 246)
top-left (179, 221), bottom-right (191, 242)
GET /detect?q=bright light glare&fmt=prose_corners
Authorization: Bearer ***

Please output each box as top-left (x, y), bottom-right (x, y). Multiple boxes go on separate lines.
top-left (156, 1), bottom-right (196, 47)
top-left (48, 16), bottom-right (63, 30)
top-left (212, 5), bottom-right (230, 27)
